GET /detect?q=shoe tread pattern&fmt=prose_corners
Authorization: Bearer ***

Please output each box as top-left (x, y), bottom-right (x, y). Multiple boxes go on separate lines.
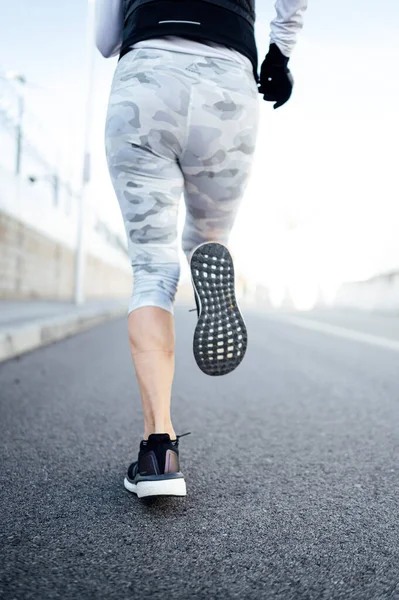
top-left (190, 242), bottom-right (247, 376)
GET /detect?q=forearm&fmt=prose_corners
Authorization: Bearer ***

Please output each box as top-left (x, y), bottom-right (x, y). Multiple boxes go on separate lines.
top-left (270, 0), bottom-right (308, 57)
top-left (95, 0), bottom-right (124, 58)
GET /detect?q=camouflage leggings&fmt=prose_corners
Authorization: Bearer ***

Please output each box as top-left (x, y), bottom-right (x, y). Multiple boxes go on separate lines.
top-left (105, 48), bottom-right (259, 314)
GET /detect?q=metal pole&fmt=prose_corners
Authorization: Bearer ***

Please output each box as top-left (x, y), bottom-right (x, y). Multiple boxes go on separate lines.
top-left (10, 74), bottom-right (26, 177)
top-left (74, 0), bottom-right (96, 305)
top-left (52, 174), bottom-right (60, 206)
top-left (15, 94), bottom-right (25, 175)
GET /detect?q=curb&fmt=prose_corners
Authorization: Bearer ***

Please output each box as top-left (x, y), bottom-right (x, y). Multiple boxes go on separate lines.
top-left (0, 304), bottom-right (126, 363)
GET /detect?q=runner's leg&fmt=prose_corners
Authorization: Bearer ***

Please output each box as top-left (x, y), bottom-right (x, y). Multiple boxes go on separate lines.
top-left (105, 51), bottom-right (188, 438)
top-left (180, 58), bottom-right (259, 375)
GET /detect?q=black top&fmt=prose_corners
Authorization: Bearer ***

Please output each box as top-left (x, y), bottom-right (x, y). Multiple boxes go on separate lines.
top-left (120, 0), bottom-right (258, 81)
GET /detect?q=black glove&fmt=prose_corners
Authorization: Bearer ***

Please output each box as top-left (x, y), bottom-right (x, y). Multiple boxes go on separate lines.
top-left (258, 43), bottom-right (294, 109)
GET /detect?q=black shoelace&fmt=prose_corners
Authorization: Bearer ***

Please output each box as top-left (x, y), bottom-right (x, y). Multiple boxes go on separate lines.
top-left (176, 432), bottom-right (191, 440)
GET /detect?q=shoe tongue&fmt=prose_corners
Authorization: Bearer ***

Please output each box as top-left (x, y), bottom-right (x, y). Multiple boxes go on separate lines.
top-left (147, 433), bottom-right (171, 444)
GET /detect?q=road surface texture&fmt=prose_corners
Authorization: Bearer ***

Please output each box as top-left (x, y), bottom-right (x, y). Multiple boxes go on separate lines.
top-left (1, 307), bottom-right (398, 600)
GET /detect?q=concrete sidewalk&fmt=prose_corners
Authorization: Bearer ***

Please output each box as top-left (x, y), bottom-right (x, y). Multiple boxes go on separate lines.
top-left (0, 299), bottom-right (127, 362)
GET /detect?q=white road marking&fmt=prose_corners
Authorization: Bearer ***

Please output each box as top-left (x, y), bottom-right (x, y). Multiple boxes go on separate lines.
top-left (272, 315), bottom-right (399, 353)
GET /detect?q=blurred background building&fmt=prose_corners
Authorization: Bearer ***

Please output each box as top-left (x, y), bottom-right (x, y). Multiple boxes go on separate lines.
top-left (0, 43), bottom-right (131, 303)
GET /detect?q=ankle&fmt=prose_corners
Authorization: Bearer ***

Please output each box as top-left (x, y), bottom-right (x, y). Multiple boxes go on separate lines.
top-left (144, 422), bottom-right (176, 440)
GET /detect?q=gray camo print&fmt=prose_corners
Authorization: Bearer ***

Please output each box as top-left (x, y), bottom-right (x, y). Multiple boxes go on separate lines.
top-left (105, 48), bottom-right (259, 314)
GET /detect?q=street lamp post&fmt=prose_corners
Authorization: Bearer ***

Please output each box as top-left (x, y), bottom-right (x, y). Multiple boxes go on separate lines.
top-left (5, 72), bottom-right (26, 176)
top-left (15, 91), bottom-right (25, 176)
top-left (74, 0), bottom-right (96, 305)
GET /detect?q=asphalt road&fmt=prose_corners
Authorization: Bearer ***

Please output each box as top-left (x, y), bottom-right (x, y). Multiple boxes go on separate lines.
top-left (1, 307), bottom-right (399, 600)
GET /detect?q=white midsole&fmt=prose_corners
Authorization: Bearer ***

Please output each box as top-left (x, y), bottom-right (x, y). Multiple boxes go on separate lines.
top-left (124, 477), bottom-right (187, 498)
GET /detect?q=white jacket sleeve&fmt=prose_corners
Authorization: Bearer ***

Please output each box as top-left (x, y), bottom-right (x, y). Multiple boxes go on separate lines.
top-left (95, 0), bottom-right (124, 58)
top-left (270, 0), bottom-right (308, 57)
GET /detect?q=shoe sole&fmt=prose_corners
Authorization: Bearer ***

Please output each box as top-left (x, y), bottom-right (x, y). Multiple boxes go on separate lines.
top-left (124, 477), bottom-right (187, 498)
top-left (190, 242), bottom-right (248, 376)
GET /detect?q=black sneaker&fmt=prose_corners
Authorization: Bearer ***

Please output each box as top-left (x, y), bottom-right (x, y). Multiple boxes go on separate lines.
top-left (124, 433), bottom-right (187, 498)
top-left (190, 242), bottom-right (248, 376)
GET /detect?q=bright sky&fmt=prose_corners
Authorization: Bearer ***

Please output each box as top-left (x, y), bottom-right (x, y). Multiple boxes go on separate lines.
top-left (1, 0), bottom-right (398, 290)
